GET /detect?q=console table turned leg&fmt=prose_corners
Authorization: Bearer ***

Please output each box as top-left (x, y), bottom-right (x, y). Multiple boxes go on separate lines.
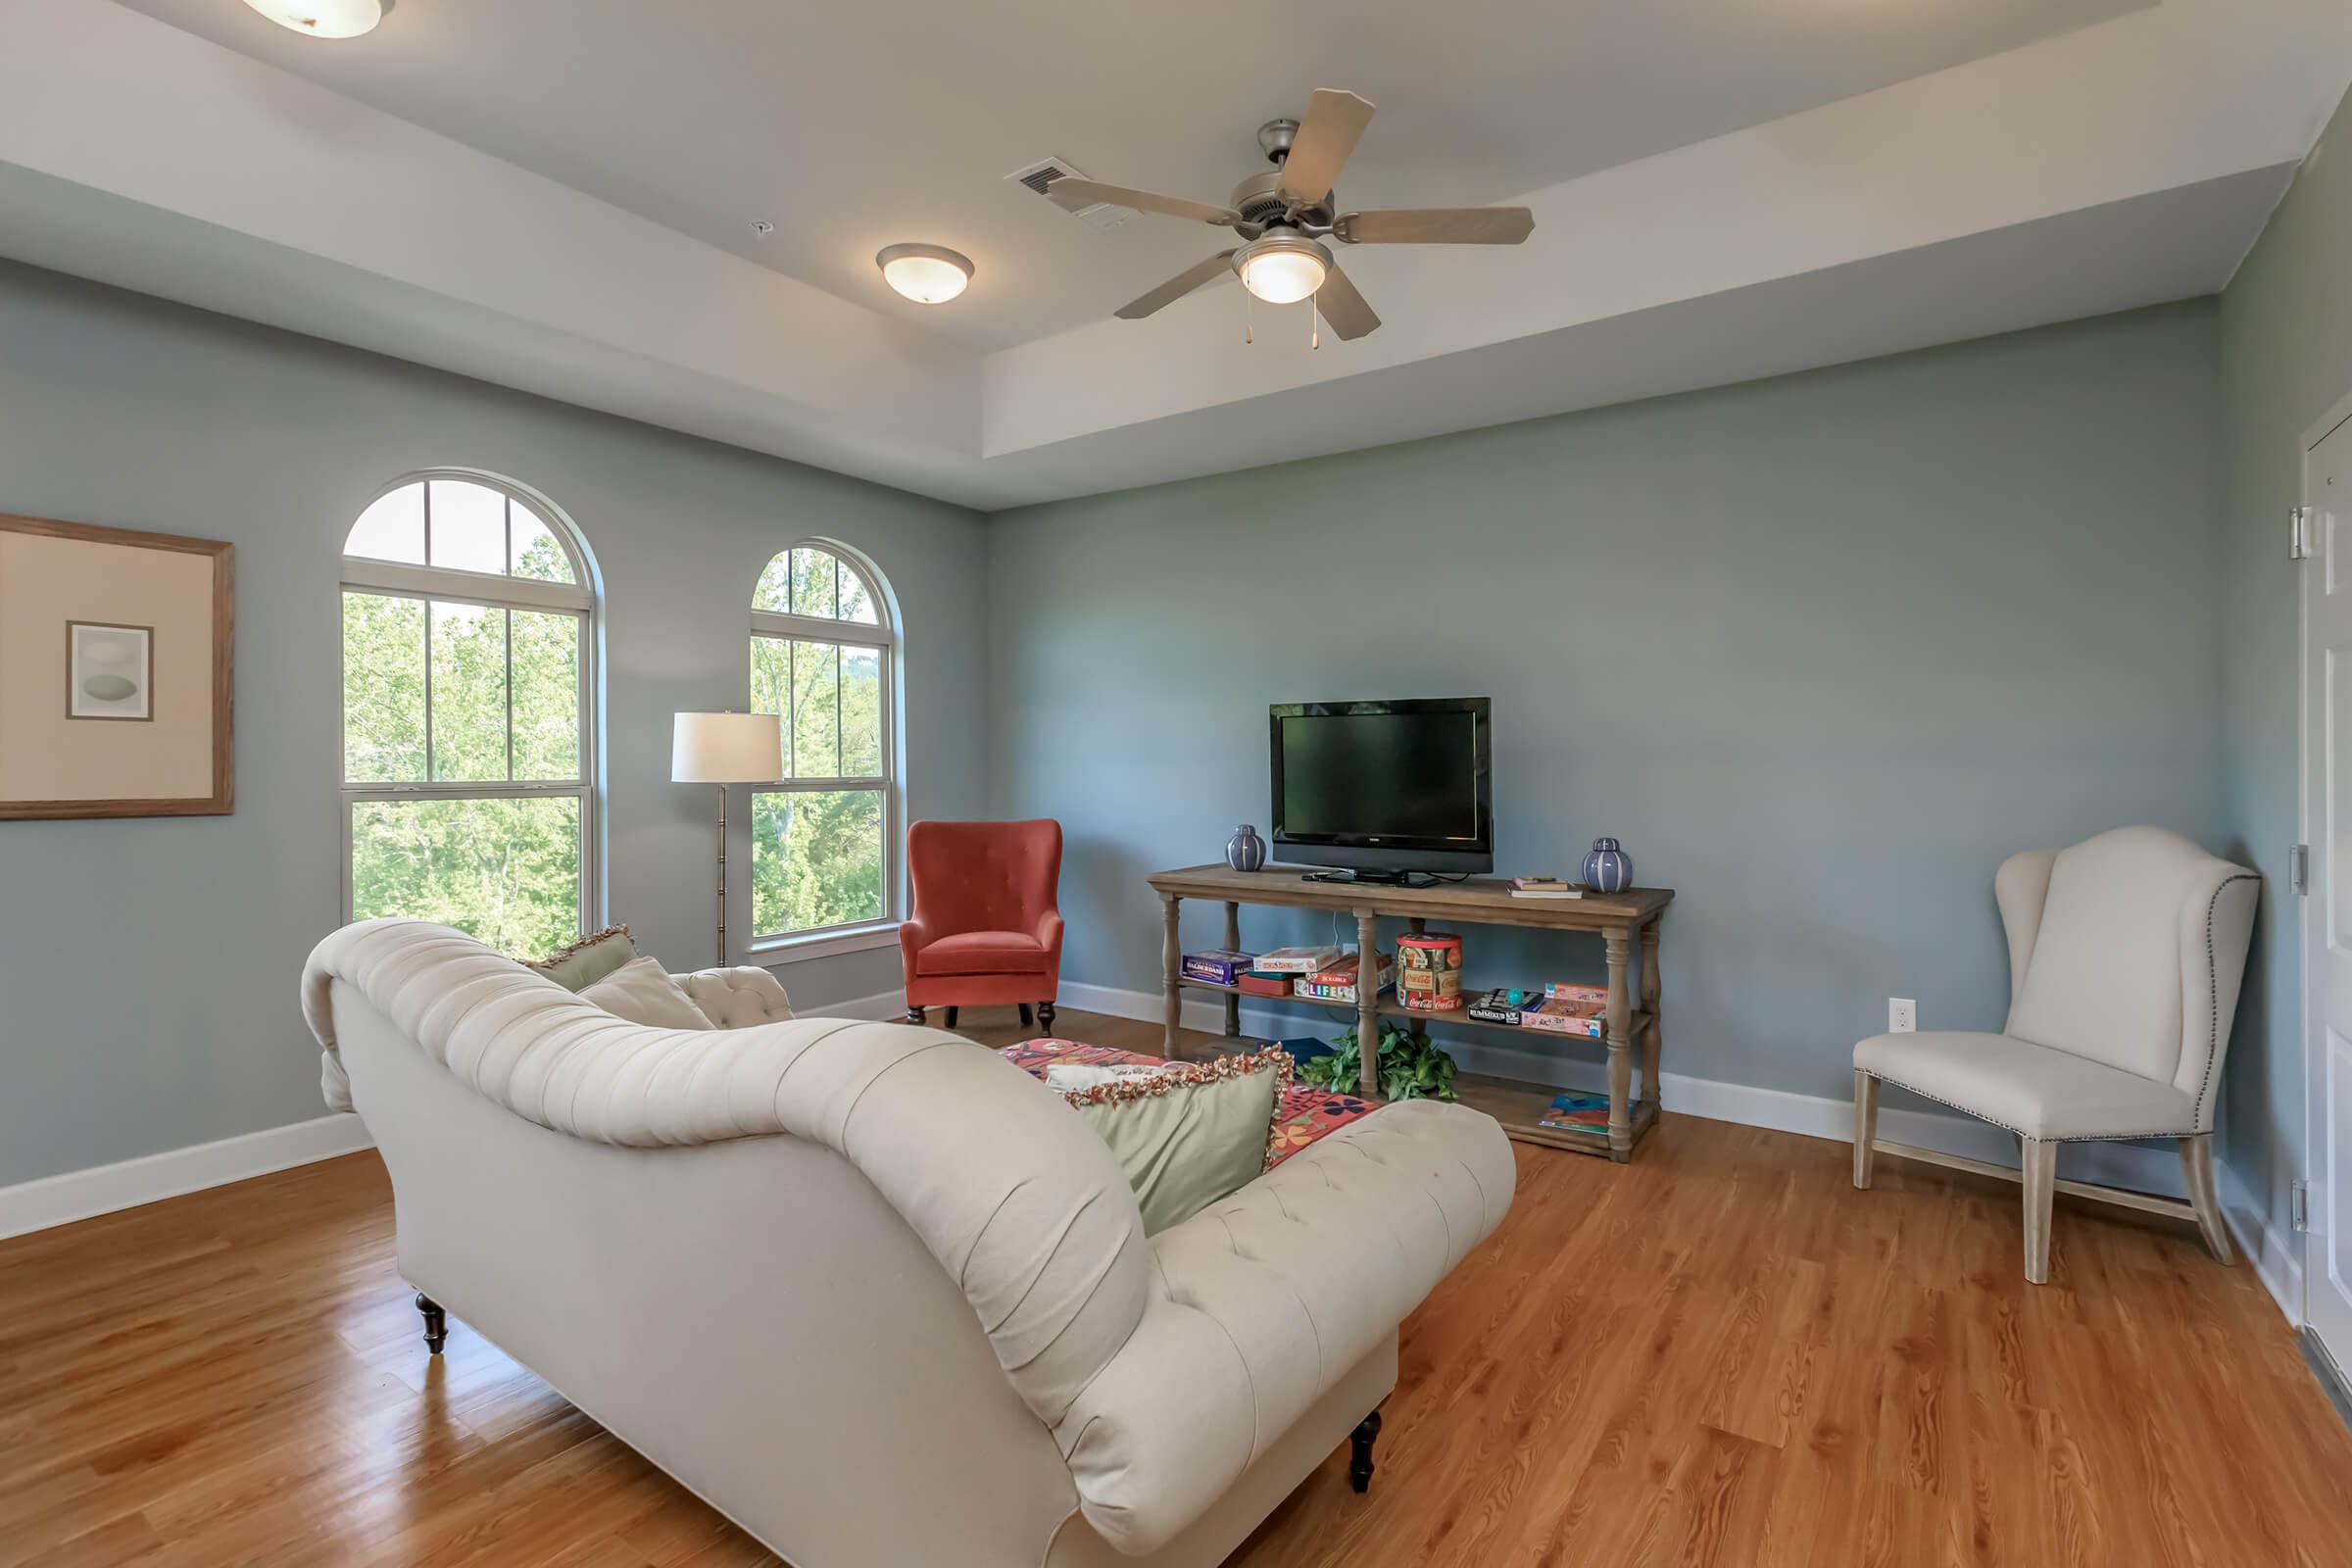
top-left (1355, 908), bottom-right (1381, 1100)
top-left (1605, 930), bottom-right (1634, 1162)
top-left (1223, 901), bottom-right (1243, 1038)
top-left (1160, 893), bottom-right (1184, 1059)
top-left (1641, 916), bottom-right (1664, 1122)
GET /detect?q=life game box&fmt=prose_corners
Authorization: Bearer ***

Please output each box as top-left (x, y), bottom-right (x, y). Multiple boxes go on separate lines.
top-left (1181, 950), bottom-right (1256, 985)
top-left (1296, 951), bottom-right (1394, 1004)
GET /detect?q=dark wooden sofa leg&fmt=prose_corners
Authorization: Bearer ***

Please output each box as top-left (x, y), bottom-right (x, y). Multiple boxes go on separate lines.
top-left (416, 1293), bottom-right (448, 1355)
top-left (1019, 1003), bottom-right (1034, 1028)
top-left (1038, 1000), bottom-right (1056, 1035)
top-left (946, 1006), bottom-right (959, 1028)
top-left (905, 1005), bottom-right (926, 1025)
top-left (1348, 1409), bottom-right (1382, 1493)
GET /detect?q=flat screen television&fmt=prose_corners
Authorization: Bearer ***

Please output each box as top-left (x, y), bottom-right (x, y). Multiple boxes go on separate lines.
top-left (1268, 698), bottom-right (1492, 883)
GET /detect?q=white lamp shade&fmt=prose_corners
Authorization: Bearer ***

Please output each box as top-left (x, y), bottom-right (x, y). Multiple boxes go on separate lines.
top-left (671, 711), bottom-right (781, 784)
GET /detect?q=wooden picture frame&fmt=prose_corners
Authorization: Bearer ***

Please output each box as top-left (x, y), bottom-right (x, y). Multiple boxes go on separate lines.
top-left (0, 514), bottom-right (234, 819)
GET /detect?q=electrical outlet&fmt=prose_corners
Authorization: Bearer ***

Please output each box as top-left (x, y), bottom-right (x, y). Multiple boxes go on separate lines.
top-left (1888, 998), bottom-right (1917, 1034)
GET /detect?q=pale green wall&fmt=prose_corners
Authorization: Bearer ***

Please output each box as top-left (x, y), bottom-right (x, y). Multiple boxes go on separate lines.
top-left (2218, 85), bottom-right (2352, 1243)
top-left (988, 305), bottom-right (2228, 1120)
top-left (0, 261), bottom-right (990, 1188)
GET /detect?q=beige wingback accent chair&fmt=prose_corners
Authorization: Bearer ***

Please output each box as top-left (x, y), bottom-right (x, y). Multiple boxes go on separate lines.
top-left (1851, 826), bottom-right (2259, 1284)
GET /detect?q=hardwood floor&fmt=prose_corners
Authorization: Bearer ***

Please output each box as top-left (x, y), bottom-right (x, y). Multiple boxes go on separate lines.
top-left (5, 1004), bottom-right (2347, 1566)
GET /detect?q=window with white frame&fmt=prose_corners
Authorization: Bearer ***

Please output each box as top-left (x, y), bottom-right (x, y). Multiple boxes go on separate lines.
top-left (749, 543), bottom-right (896, 942)
top-left (340, 474), bottom-right (598, 956)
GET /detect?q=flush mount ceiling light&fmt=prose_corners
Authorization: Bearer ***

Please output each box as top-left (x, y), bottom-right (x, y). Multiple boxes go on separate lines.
top-left (240, 0), bottom-right (384, 37)
top-left (1233, 232), bottom-right (1330, 305)
top-left (875, 244), bottom-right (973, 305)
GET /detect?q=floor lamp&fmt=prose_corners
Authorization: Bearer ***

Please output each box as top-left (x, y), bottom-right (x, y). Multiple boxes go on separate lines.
top-left (671, 711), bottom-right (783, 967)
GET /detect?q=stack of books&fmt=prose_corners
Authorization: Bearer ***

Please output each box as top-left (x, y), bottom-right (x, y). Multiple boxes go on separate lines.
top-left (1538, 1093), bottom-right (1611, 1132)
top-left (1508, 876), bottom-right (1585, 901)
top-left (1297, 951), bottom-right (1394, 1004)
top-left (1180, 949), bottom-right (1258, 985)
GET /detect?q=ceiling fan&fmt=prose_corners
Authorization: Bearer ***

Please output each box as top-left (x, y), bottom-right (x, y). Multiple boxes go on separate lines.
top-left (1045, 89), bottom-right (1534, 342)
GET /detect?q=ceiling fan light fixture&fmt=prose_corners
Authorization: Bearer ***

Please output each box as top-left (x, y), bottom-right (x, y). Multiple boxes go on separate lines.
top-left (1234, 233), bottom-right (1331, 306)
top-left (876, 243), bottom-right (974, 304)
top-left (239, 0), bottom-right (384, 37)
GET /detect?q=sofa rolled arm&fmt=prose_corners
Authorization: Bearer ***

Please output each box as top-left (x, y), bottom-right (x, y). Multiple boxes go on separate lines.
top-left (304, 919), bottom-right (1158, 1436)
top-left (1049, 1098), bottom-right (1514, 1552)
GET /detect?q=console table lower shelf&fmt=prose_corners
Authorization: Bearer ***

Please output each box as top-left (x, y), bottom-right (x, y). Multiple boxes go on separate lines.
top-left (1148, 863), bottom-right (1675, 1162)
top-left (1173, 974), bottom-right (1660, 1158)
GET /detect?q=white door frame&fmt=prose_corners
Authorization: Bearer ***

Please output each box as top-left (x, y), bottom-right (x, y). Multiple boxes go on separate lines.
top-left (2298, 385), bottom-right (2352, 1352)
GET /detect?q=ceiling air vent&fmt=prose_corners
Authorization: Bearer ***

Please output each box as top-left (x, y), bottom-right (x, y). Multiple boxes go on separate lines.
top-left (1004, 157), bottom-right (1133, 231)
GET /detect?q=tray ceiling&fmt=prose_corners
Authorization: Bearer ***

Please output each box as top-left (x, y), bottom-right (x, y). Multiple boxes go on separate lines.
top-left (2, 0), bottom-right (2346, 508)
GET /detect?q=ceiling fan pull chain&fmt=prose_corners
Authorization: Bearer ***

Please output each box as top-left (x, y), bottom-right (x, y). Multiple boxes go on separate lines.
top-left (1309, 289), bottom-right (1320, 351)
top-left (1245, 287), bottom-right (1254, 346)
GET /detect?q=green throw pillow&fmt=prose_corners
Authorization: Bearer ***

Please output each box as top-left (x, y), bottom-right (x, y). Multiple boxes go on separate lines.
top-left (525, 924), bottom-right (638, 992)
top-left (1056, 1048), bottom-right (1291, 1235)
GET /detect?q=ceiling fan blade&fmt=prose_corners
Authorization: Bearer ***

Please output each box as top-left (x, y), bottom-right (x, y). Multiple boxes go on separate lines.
top-left (1047, 176), bottom-right (1237, 227)
top-left (1314, 262), bottom-right (1381, 340)
top-left (1115, 251), bottom-right (1239, 319)
top-left (1337, 207), bottom-right (1536, 245)
top-left (1278, 88), bottom-right (1376, 206)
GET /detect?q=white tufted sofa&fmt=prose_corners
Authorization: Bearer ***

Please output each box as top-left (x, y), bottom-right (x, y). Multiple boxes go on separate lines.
top-left (302, 919), bottom-right (1515, 1567)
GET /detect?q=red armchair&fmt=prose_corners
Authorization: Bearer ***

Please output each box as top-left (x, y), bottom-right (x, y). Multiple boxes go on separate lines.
top-left (900, 819), bottom-right (1064, 1033)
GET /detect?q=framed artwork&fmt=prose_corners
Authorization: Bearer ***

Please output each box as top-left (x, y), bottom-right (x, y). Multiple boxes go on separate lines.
top-left (67, 621), bottom-right (155, 720)
top-left (0, 514), bottom-right (234, 819)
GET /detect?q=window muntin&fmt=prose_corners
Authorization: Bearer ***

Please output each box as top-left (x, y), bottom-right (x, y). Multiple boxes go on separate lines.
top-left (749, 543), bottom-right (895, 944)
top-left (341, 475), bottom-right (596, 957)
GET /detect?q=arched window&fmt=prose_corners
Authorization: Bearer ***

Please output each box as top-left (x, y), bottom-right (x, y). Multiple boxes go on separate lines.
top-left (748, 542), bottom-right (897, 944)
top-left (340, 473), bottom-right (598, 956)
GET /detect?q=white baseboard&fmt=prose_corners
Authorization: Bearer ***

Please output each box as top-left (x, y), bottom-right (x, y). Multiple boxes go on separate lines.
top-left (0, 1112), bottom-right (377, 1242)
top-left (2220, 1162), bottom-right (2305, 1326)
top-left (0, 983), bottom-right (917, 1245)
top-left (1059, 977), bottom-right (2210, 1220)
top-left (804, 985), bottom-right (906, 1022)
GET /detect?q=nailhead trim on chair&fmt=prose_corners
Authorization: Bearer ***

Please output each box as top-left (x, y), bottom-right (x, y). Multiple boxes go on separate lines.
top-left (1866, 1072), bottom-right (2196, 1145)
top-left (2192, 874), bottom-right (2260, 1131)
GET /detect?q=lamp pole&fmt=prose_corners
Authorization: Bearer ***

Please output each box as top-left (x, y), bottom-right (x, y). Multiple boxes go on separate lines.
top-left (714, 783), bottom-right (729, 968)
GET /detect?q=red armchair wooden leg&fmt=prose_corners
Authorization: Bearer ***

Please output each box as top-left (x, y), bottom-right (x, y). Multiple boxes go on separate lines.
top-left (905, 1005), bottom-right (925, 1025)
top-left (1038, 1001), bottom-right (1056, 1035)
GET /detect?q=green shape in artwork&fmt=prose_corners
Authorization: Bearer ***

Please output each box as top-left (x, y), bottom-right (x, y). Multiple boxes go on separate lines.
top-left (81, 674), bottom-right (137, 702)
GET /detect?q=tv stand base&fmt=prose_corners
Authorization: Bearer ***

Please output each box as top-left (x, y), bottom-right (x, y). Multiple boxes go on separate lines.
top-left (1301, 867), bottom-right (1440, 889)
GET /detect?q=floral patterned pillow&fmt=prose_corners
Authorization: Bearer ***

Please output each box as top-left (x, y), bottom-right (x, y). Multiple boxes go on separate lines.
top-left (1052, 1047), bottom-right (1295, 1234)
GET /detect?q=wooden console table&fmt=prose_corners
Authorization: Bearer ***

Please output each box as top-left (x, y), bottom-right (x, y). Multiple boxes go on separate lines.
top-left (1146, 864), bottom-right (1675, 1161)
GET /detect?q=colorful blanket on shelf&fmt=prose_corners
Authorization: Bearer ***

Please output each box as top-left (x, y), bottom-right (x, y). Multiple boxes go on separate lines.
top-left (999, 1037), bottom-right (1377, 1167)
